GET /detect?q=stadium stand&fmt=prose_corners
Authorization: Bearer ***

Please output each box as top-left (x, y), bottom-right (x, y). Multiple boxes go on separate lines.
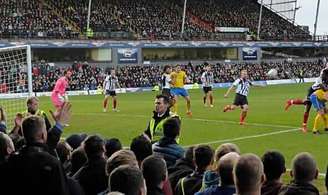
top-left (0, 0), bottom-right (310, 40)
top-left (28, 60), bottom-right (323, 92)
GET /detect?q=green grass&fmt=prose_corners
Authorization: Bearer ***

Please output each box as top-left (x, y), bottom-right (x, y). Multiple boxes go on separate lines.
top-left (35, 83), bottom-right (326, 193)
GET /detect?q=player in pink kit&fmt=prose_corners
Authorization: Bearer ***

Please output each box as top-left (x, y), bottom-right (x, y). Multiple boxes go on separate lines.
top-left (51, 70), bottom-right (72, 109)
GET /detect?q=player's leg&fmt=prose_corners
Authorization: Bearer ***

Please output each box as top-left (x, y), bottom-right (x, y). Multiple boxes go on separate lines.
top-left (103, 95), bottom-right (109, 112)
top-left (203, 89), bottom-right (207, 106)
top-left (240, 104), bottom-right (248, 125)
top-left (224, 94), bottom-right (239, 112)
top-left (112, 96), bottom-right (118, 111)
top-left (183, 95), bottom-right (192, 116)
top-left (285, 98), bottom-right (306, 111)
top-left (208, 90), bottom-right (214, 107)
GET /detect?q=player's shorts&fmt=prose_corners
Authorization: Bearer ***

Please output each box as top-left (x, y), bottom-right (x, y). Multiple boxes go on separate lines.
top-left (310, 94), bottom-right (325, 111)
top-left (162, 88), bottom-right (173, 98)
top-left (233, 93), bottom-right (248, 106)
top-left (171, 88), bottom-right (189, 97)
top-left (105, 90), bottom-right (116, 97)
top-left (203, 86), bottom-right (212, 94)
top-left (51, 92), bottom-right (64, 108)
top-left (307, 87), bottom-right (316, 99)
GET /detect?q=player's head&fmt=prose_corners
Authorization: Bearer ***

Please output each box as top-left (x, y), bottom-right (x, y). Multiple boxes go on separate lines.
top-left (26, 96), bottom-right (39, 114)
top-left (111, 69), bottom-right (116, 76)
top-left (321, 69), bottom-right (328, 85)
top-left (64, 70), bottom-right (72, 79)
top-left (205, 64), bottom-right (211, 71)
top-left (155, 95), bottom-right (170, 114)
top-left (163, 65), bottom-right (172, 74)
top-left (291, 152), bottom-right (318, 183)
top-left (241, 70), bottom-right (248, 79)
top-left (175, 65), bottom-right (181, 72)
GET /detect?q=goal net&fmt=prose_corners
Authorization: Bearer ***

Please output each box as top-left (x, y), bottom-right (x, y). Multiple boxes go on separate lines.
top-left (0, 45), bottom-right (32, 130)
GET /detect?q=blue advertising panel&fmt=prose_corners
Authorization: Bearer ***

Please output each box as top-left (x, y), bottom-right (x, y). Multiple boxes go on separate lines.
top-left (117, 48), bottom-right (138, 63)
top-left (242, 47), bottom-right (258, 60)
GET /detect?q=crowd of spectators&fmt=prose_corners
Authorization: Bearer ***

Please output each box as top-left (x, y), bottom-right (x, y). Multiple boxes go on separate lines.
top-left (29, 59), bottom-right (324, 92)
top-left (0, 0), bottom-right (79, 39)
top-left (0, 0), bottom-right (310, 41)
top-left (0, 101), bottom-right (327, 195)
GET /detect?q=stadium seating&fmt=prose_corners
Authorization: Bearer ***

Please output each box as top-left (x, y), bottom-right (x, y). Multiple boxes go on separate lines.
top-left (0, 0), bottom-right (310, 41)
top-left (29, 60), bottom-right (322, 92)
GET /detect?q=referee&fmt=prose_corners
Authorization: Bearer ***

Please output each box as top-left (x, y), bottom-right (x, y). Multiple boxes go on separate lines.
top-left (201, 64), bottom-right (214, 107)
top-left (223, 70), bottom-right (253, 125)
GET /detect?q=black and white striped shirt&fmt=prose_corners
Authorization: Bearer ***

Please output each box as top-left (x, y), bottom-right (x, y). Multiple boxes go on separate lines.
top-left (233, 78), bottom-right (252, 96)
top-left (161, 73), bottom-right (171, 89)
top-left (104, 75), bottom-right (118, 91)
top-left (201, 71), bottom-right (214, 87)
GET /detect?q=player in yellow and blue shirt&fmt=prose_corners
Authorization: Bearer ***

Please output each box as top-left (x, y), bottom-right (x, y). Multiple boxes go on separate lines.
top-left (309, 89), bottom-right (328, 134)
top-left (170, 65), bottom-right (192, 116)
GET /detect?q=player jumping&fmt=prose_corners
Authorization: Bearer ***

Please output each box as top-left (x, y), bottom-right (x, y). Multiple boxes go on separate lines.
top-left (201, 64), bottom-right (214, 107)
top-left (51, 70), bottom-right (72, 110)
top-left (103, 69), bottom-right (121, 112)
top-left (170, 65), bottom-right (192, 116)
top-left (223, 70), bottom-right (254, 125)
top-left (285, 66), bottom-right (328, 132)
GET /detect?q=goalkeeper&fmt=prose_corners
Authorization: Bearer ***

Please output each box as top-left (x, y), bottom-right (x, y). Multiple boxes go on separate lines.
top-left (51, 70), bottom-right (72, 110)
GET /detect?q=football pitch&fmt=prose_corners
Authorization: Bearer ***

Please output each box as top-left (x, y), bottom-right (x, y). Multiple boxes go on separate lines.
top-left (38, 83), bottom-right (327, 192)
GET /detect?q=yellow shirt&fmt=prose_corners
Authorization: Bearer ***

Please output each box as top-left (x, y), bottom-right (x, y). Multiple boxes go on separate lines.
top-left (314, 89), bottom-right (327, 101)
top-left (171, 71), bottom-right (186, 88)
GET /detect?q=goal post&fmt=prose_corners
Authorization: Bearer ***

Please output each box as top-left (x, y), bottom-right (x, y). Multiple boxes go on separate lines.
top-left (0, 45), bottom-right (33, 130)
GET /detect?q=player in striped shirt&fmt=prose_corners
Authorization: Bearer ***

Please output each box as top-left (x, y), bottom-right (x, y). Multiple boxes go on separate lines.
top-left (223, 70), bottom-right (253, 125)
top-left (201, 64), bottom-right (214, 107)
top-left (103, 69), bottom-right (121, 112)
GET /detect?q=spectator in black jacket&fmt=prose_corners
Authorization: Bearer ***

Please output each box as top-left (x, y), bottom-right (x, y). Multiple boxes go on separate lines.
top-left (279, 152), bottom-right (319, 195)
top-left (168, 146), bottom-right (195, 190)
top-left (142, 155), bottom-right (168, 195)
top-left (234, 154), bottom-right (265, 195)
top-left (153, 118), bottom-right (184, 168)
top-left (175, 145), bottom-right (214, 195)
top-left (131, 135), bottom-right (153, 167)
top-left (109, 165), bottom-right (147, 195)
top-left (73, 135), bottom-right (108, 195)
top-left (261, 151), bottom-right (286, 195)
top-left (68, 147), bottom-right (87, 177)
top-left (4, 102), bottom-right (72, 195)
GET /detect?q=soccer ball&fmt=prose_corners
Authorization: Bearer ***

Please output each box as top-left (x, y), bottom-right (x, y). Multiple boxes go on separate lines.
top-left (267, 68), bottom-right (278, 78)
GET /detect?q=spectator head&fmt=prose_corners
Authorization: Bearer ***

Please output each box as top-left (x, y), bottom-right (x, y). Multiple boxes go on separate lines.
top-left (205, 64), bottom-right (211, 71)
top-left (0, 132), bottom-right (15, 161)
top-left (155, 95), bottom-right (170, 114)
top-left (83, 135), bottom-right (105, 160)
top-left (70, 148), bottom-right (87, 176)
top-left (194, 145), bottom-right (214, 172)
top-left (106, 149), bottom-right (139, 176)
top-left (56, 140), bottom-right (73, 164)
top-left (107, 192), bottom-right (124, 195)
top-left (291, 152), bottom-right (318, 183)
top-left (215, 143), bottom-right (240, 162)
top-left (234, 153), bottom-right (265, 195)
top-left (184, 146), bottom-right (195, 164)
top-left (66, 133), bottom-right (88, 150)
top-left (26, 97), bottom-right (39, 114)
top-left (241, 70), bottom-right (248, 79)
top-left (130, 135), bottom-right (152, 165)
top-left (163, 65), bottom-right (172, 74)
top-left (105, 138), bottom-right (122, 158)
top-left (21, 116), bottom-right (47, 144)
top-left (109, 165), bottom-right (146, 195)
top-left (141, 155), bottom-right (167, 189)
top-left (262, 151), bottom-right (286, 182)
top-left (219, 152), bottom-right (240, 186)
top-left (0, 123), bottom-right (6, 134)
top-left (163, 118), bottom-right (181, 139)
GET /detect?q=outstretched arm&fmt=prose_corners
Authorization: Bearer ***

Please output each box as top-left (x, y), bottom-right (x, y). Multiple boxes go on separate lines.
top-left (224, 86), bottom-right (234, 98)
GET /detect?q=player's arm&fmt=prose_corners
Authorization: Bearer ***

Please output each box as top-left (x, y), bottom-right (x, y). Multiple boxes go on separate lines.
top-left (0, 106), bottom-right (6, 124)
top-left (224, 79), bottom-right (238, 98)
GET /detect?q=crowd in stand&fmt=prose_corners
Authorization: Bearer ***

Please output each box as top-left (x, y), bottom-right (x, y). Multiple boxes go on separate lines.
top-left (0, 0), bottom-right (310, 41)
top-left (0, 97), bottom-right (327, 195)
top-left (0, 0), bottom-right (79, 39)
top-left (29, 60), bottom-right (323, 92)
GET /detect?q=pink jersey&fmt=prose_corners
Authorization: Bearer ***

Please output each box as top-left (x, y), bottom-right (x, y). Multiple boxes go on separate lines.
top-left (52, 76), bottom-right (68, 95)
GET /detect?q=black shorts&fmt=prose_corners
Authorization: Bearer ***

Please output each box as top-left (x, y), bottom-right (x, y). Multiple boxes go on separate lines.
top-left (105, 90), bottom-right (116, 96)
top-left (162, 88), bottom-right (174, 99)
top-left (203, 86), bottom-right (212, 94)
top-left (233, 93), bottom-right (248, 106)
